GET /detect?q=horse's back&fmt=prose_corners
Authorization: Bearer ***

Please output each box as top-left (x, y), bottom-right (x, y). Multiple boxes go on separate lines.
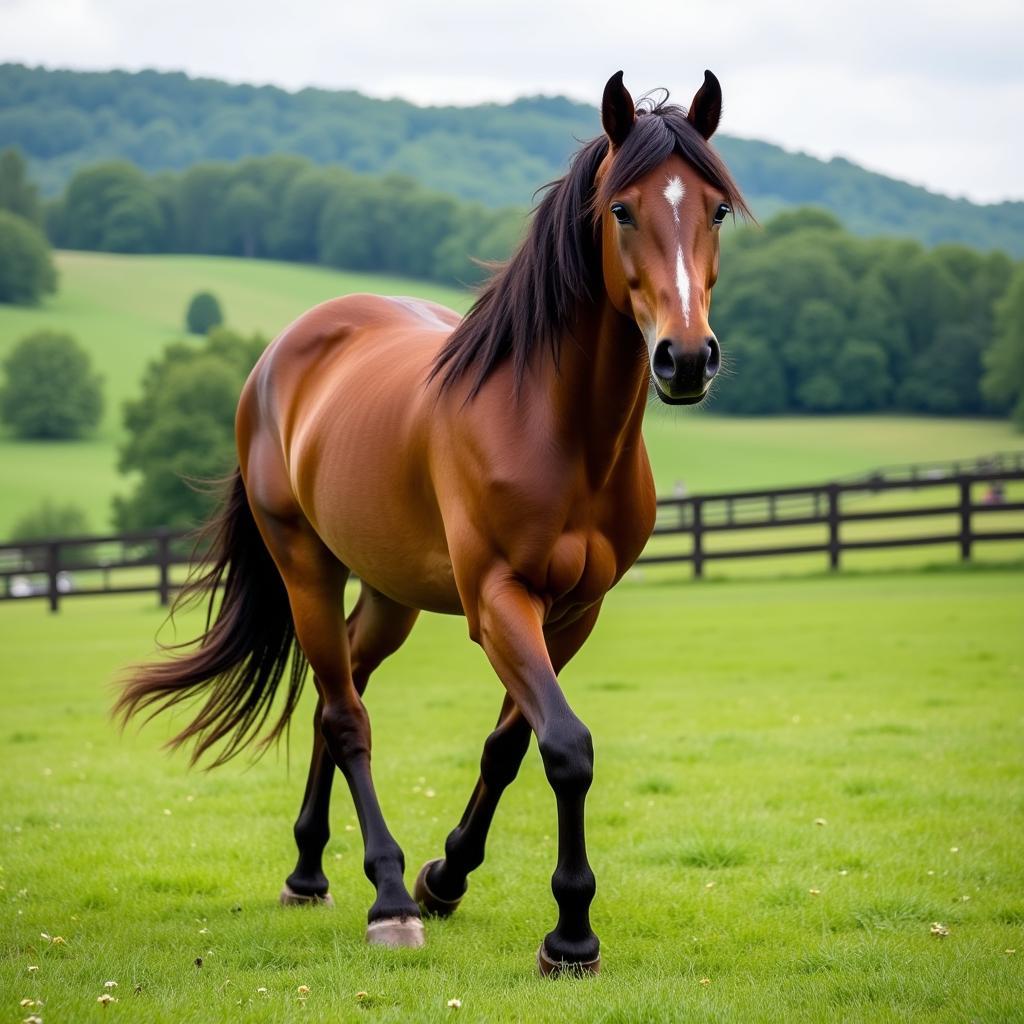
top-left (238, 293), bottom-right (463, 611)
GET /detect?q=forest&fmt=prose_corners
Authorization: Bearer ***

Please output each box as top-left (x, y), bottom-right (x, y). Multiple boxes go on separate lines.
top-left (3, 62), bottom-right (1023, 256)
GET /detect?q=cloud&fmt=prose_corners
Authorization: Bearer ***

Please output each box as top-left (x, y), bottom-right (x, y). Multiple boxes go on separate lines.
top-left (1, 0), bottom-right (1020, 201)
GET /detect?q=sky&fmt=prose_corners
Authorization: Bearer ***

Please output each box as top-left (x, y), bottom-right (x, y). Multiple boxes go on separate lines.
top-left (2, 0), bottom-right (1022, 204)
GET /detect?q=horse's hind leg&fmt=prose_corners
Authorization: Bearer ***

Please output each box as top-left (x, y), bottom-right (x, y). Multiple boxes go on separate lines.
top-left (280, 697), bottom-right (335, 905)
top-left (281, 588), bottom-right (419, 907)
top-left (256, 511), bottom-right (423, 946)
top-left (415, 694), bottom-right (531, 914)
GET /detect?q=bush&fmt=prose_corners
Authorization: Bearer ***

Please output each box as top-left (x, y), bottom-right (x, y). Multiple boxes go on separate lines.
top-left (185, 291), bottom-right (224, 334)
top-left (0, 331), bottom-right (103, 438)
top-left (10, 500), bottom-right (90, 540)
top-left (114, 327), bottom-right (264, 529)
top-left (0, 210), bottom-right (56, 304)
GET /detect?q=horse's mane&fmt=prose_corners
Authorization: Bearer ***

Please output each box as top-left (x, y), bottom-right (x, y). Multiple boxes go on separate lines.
top-left (429, 92), bottom-right (752, 398)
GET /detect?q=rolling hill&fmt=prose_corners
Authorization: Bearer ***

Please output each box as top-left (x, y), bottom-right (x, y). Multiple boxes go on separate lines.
top-left (2, 63), bottom-right (1023, 256)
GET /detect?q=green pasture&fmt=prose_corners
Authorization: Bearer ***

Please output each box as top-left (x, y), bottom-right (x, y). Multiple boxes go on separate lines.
top-left (2, 570), bottom-right (1023, 1022)
top-left (2, 251), bottom-right (1023, 544)
top-left (0, 251), bottom-right (470, 537)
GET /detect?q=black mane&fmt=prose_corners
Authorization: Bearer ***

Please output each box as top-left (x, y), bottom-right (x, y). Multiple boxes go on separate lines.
top-left (429, 93), bottom-right (751, 398)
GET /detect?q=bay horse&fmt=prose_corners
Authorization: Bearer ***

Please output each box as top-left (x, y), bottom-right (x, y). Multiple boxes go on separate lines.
top-left (118, 70), bottom-right (749, 975)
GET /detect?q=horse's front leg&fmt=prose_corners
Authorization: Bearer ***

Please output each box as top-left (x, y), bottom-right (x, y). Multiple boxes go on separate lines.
top-left (415, 605), bottom-right (603, 919)
top-left (415, 693), bottom-right (531, 914)
top-left (472, 573), bottom-right (601, 975)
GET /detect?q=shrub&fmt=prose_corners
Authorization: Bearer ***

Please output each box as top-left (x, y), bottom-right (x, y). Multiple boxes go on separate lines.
top-left (185, 291), bottom-right (224, 334)
top-left (10, 500), bottom-right (90, 540)
top-left (0, 210), bottom-right (56, 304)
top-left (0, 330), bottom-right (103, 438)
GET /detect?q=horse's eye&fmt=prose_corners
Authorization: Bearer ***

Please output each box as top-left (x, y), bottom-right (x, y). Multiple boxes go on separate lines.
top-left (712, 203), bottom-right (731, 226)
top-left (610, 202), bottom-right (633, 225)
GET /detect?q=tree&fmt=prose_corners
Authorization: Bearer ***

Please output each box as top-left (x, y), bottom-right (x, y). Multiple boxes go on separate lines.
top-left (0, 331), bottom-right (103, 438)
top-left (186, 291), bottom-right (224, 334)
top-left (114, 328), bottom-right (264, 529)
top-left (0, 147), bottom-right (42, 223)
top-left (711, 331), bottom-right (789, 413)
top-left (834, 339), bottom-right (891, 411)
top-left (53, 161), bottom-right (168, 252)
top-left (222, 181), bottom-right (270, 257)
top-left (982, 264), bottom-right (1024, 428)
top-left (0, 210), bottom-right (56, 304)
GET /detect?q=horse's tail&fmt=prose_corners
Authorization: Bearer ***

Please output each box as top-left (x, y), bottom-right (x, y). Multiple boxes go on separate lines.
top-left (115, 468), bottom-right (308, 768)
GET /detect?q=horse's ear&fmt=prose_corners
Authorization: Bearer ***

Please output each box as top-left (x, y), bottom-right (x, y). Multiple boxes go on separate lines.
top-left (687, 69), bottom-right (722, 140)
top-left (602, 71), bottom-right (635, 148)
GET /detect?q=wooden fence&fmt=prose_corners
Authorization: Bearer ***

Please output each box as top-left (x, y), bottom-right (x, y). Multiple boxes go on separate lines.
top-left (2, 464), bottom-right (1022, 610)
top-left (641, 467), bottom-right (1024, 578)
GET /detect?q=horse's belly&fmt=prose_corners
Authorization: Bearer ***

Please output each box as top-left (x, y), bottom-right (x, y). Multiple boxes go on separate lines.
top-left (332, 523), bottom-right (462, 615)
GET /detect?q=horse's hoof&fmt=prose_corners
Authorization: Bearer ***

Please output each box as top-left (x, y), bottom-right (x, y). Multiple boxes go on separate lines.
top-left (279, 884), bottom-right (334, 907)
top-left (537, 943), bottom-right (601, 978)
top-left (413, 858), bottom-right (465, 918)
top-left (365, 916), bottom-right (425, 948)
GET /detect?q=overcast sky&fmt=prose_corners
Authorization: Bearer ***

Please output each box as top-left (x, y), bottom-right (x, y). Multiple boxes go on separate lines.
top-left (2, 0), bottom-right (1022, 203)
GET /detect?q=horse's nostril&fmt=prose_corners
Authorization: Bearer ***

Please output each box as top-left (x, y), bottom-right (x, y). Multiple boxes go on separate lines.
top-left (652, 339), bottom-right (677, 382)
top-left (705, 337), bottom-right (721, 381)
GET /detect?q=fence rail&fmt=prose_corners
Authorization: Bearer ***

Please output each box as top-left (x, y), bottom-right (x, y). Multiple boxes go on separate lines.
top-left (2, 466), bottom-right (1023, 610)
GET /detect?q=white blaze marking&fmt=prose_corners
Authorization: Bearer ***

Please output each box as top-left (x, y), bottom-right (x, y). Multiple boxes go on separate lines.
top-left (675, 247), bottom-right (691, 327)
top-left (665, 175), bottom-right (690, 324)
top-left (663, 175), bottom-right (684, 223)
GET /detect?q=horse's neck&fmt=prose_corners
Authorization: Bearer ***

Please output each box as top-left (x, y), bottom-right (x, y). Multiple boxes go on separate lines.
top-left (544, 300), bottom-right (651, 491)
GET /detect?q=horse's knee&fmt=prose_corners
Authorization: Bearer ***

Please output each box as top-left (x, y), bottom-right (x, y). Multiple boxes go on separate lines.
top-left (320, 701), bottom-right (370, 765)
top-left (538, 718), bottom-right (593, 796)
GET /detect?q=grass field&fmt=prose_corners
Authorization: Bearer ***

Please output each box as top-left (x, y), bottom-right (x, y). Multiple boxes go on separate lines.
top-left (0, 252), bottom-right (472, 537)
top-left (2, 570), bottom-right (1023, 1022)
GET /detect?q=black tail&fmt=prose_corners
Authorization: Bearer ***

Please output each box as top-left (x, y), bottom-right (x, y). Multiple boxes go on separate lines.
top-left (115, 469), bottom-right (308, 767)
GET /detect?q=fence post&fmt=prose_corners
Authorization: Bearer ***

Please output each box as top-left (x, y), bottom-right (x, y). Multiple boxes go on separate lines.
top-left (959, 478), bottom-right (972, 561)
top-left (691, 497), bottom-right (704, 579)
top-left (157, 528), bottom-right (171, 606)
top-left (827, 484), bottom-right (841, 571)
top-left (47, 541), bottom-right (60, 613)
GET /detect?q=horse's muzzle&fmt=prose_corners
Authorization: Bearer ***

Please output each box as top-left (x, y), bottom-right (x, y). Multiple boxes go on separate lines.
top-left (651, 336), bottom-right (720, 404)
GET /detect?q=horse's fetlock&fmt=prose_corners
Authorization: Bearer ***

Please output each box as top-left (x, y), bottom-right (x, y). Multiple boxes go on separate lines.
top-left (551, 864), bottom-right (596, 907)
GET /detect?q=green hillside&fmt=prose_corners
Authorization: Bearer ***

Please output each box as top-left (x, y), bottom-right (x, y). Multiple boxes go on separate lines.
top-left (1, 251), bottom-right (1021, 539)
top-left (2, 63), bottom-right (1023, 255)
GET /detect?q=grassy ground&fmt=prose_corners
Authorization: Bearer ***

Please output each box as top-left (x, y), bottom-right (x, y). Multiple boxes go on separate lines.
top-left (2, 570), bottom-right (1022, 1021)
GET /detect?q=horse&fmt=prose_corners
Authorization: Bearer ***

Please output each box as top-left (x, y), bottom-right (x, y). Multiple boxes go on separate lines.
top-left (117, 70), bottom-right (750, 975)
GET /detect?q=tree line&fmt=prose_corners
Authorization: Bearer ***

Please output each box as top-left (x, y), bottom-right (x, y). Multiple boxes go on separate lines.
top-left (711, 209), bottom-right (1023, 419)
top-left (4, 62), bottom-right (1024, 255)
top-left (34, 148), bottom-right (1024, 421)
top-left (44, 152), bottom-right (523, 287)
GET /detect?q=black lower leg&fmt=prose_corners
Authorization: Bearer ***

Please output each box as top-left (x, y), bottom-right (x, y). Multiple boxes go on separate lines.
top-left (426, 698), bottom-right (531, 902)
top-left (538, 715), bottom-right (599, 965)
top-left (285, 700), bottom-right (335, 898)
top-left (322, 701), bottom-right (420, 923)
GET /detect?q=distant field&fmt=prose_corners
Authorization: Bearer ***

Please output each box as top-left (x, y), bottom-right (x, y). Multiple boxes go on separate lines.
top-left (1, 251), bottom-right (1022, 540)
top-left (1, 571), bottom-right (1022, 1022)
top-left (0, 252), bottom-right (471, 535)
top-left (0, 251), bottom-right (473, 438)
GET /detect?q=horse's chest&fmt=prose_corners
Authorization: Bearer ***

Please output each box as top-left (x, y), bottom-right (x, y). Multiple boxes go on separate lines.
top-left (544, 528), bottom-right (628, 622)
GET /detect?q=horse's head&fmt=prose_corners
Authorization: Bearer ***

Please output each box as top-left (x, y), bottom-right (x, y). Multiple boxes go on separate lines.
top-left (596, 71), bottom-right (748, 405)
